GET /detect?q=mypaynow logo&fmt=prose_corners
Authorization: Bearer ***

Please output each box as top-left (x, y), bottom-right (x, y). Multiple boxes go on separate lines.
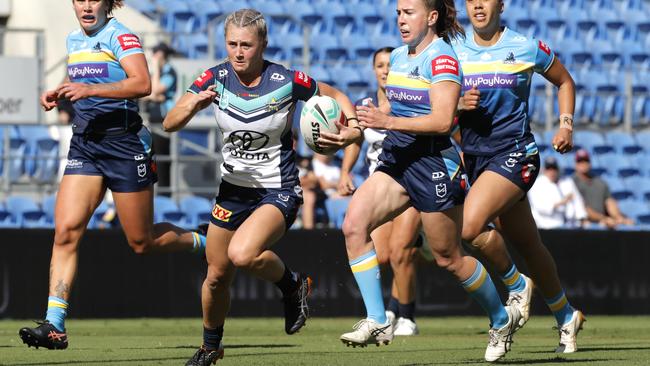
top-left (68, 63), bottom-right (109, 79)
top-left (386, 87), bottom-right (429, 104)
top-left (463, 74), bottom-right (517, 90)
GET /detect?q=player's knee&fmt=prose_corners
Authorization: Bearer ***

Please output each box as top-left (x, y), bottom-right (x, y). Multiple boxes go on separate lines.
top-left (434, 254), bottom-right (462, 274)
top-left (461, 218), bottom-right (483, 243)
top-left (376, 250), bottom-right (390, 266)
top-left (342, 212), bottom-right (367, 243)
top-left (127, 236), bottom-right (154, 255)
top-left (54, 223), bottom-right (83, 250)
top-left (390, 248), bottom-right (411, 267)
top-left (228, 248), bottom-right (256, 269)
top-left (205, 267), bottom-right (231, 291)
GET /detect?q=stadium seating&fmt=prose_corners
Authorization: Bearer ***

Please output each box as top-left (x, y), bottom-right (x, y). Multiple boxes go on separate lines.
top-left (179, 195), bottom-right (213, 228)
top-left (154, 195), bottom-right (192, 228)
top-left (5, 196), bottom-right (47, 228)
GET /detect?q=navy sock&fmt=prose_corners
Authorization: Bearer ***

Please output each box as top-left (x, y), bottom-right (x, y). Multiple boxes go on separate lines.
top-left (387, 296), bottom-right (399, 316)
top-left (203, 326), bottom-right (224, 350)
top-left (274, 264), bottom-right (298, 297)
top-left (398, 301), bottom-right (416, 321)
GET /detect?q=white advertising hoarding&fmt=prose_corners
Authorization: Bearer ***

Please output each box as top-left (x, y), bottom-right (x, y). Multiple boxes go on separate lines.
top-left (0, 56), bottom-right (39, 123)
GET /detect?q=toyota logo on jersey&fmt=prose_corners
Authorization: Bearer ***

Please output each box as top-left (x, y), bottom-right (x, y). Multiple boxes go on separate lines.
top-left (228, 130), bottom-right (270, 152)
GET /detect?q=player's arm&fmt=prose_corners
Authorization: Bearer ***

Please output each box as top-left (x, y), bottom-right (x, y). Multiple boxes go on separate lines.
top-left (163, 86), bottom-right (217, 132)
top-left (357, 80), bottom-right (460, 135)
top-left (338, 136), bottom-right (362, 196)
top-left (57, 54), bottom-right (151, 101)
top-left (541, 47), bottom-right (575, 154)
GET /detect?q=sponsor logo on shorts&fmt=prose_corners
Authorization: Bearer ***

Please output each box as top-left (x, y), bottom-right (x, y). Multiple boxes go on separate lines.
top-left (432, 171), bottom-right (446, 181)
top-left (509, 152), bottom-right (523, 158)
top-left (521, 163), bottom-right (536, 185)
top-left (294, 71), bottom-right (312, 88)
top-left (505, 157), bottom-right (517, 168)
top-left (66, 159), bottom-right (83, 169)
top-left (137, 163), bottom-right (147, 177)
top-left (193, 70), bottom-right (214, 88)
top-left (212, 204), bottom-right (232, 222)
top-left (538, 40), bottom-right (551, 56)
top-left (431, 55), bottom-right (459, 76)
top-left (134, 154), bottom-right (145, 161)
top-left (278, 194), bottom-right (290, 202)
top-left (117, 34), bottom-right (142, 51)
top-left (270, 72), bottom-right (286, 82)
top-left (460, 173), bottom-right (469, 191)
top-left (68, 63), bottom-right (109, 79)
top-left (435, 183), bottom-right (447, 198)
top-left (386, 87), bottom-right (429, 104)
top-left (462, 74), bottom-right (517, 90)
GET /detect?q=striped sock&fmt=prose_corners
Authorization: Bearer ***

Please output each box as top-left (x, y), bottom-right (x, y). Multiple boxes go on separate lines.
top-left (461, 259), bottom-right (509, 329)
top-left (350, 249), bottom-right (387, 324)
top-left (500, 264), bottom-right (526, 293)
top-left (191, 232), bottom-right (206, 253)
top-left (545, 291), bottom-right (574, 326)
top-left (45, 296), bottom-right (68, 332)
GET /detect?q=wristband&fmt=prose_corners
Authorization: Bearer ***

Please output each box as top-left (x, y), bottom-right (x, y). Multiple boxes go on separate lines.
top-left (559, 113), bottom-right (573, 131)
top-left (352, 125), bottom-right (364, 135)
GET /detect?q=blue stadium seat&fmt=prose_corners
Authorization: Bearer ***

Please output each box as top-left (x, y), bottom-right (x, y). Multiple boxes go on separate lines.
top-left (637, 22), bottom-right (650, 49)
top-left (190, 1), bottom-right (222, 31)
top-left (42, 194), bottom-right (56, 227)
top-left (574, 20), bottom-right (600, 46)
top-left (163, 1), bottom-right (196, 34)
top-left (179, 195), bottom-right (212, 228)
top-left (631, 86), bottom-right (650, 126)
top-left (188, 33), bottom-right (209, 59)
top-left (179, 130), bottom-right (209, 156)
top-left (574, 84), bottom-right (596, 125)
top-left (630, 53), bottom-right (650, 72)
top-left (604, 21), bottom-right (630, 44)
top-left (605, 131), bottom-right (642, 154)
top-left (8, 136), bottom-right (26, 182)
top-left (593, 85), bottom-right (624, 126)
top-left (636, 130), bottom-right (650, 153)
top-left (618, 200), bottom-right (650, 221)
top-left (87, 200), bottom-right (111, 229)
top-left (573, 130), bottom-right (605, 154)
top-left (125, 0), bottom-right (157, 19)
top-left (515, 19), bottom-right (540, 39)
top-left (308, 64), bottom-right (332, 84)
top-left (546, 20), bottom-right (571, 44)
top-left (154, 195), bottom-right (188, 227)
top-left (250, 0), bottom-right (286, 17)
top-left (0, 202), bottom-right (19, 228)
top-left (6, 196), bottom-right (47, 228)
top-left (328, 65), bottom-right (361, 89)
top-left (220, 1), bottom-right (251, 15)
top-left (264, 46), bottom-right (286, 62)
top-left (310, 33), bottom-right (341, 61)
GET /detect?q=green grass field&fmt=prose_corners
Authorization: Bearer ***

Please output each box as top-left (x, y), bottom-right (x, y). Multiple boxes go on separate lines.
top-left (1, 316), bottom-right (649, 365)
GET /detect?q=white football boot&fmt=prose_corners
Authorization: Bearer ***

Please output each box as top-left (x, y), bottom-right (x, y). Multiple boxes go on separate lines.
top-left (485, 305), bottom-right (522, 362)
top-left (506, 274), bottom-right (534, 329)
top-left (340, 318), bottom-right (393, 347)
top-left (555, 310), bottom-right (586, 353)
top-left (393, 317), bottom-right (419, 336)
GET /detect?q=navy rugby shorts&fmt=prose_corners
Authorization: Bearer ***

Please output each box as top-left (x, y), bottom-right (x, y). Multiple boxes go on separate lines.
top-left (463, 140), bottom-right (540, 193)
top-left (64, 126), bottom-right (158, 192)
top-left (375, 146), bottom-right (466, 213)
top-left (209, 180), bottom-right (303, 231)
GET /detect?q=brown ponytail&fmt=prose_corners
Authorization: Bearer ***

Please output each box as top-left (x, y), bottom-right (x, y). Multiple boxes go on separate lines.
top-left (425, 0), bottom-right (465, 43)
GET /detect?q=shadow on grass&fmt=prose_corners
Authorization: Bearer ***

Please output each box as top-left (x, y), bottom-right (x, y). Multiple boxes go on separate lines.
top-left (119, 343), bottom-right (298, 350)
top-left (529, 345), bottom-right (650, 353)
top-left (4, 357), bottom-right (188, 366)
top-left (402, 358), bottom-right (624, 365)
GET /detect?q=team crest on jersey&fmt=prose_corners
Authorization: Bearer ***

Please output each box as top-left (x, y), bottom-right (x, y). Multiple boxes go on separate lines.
top-left (194, 70), bottom-right (214, 88)
top-left (294, 71), bottom-right (312, 88)
top-left (267, 97), bottom-right (280, 112)
top-left (408, 66), bottom-right (420, 79)
top-left (538, 40), bottom-right (551, 55)
top-left (212, 204), bottom-right (232, 222)
top-left (92, 42), bottom-right (102, 53)
top-left (431, 55), bottom-right (459, 76)
top-left (117, 34), bottom-right (141, 51)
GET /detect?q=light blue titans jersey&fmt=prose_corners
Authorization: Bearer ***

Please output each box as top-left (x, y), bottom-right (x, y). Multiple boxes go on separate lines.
top-left (381, 38), bottom-right (462, 162)
top-left (452, 28), bottom-right (555, 155)
top-left (66, 18), bottom-right (144, 134)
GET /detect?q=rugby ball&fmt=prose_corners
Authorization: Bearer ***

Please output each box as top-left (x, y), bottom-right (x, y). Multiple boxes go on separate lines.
top-left (299, 95), bottom-right (346, 154)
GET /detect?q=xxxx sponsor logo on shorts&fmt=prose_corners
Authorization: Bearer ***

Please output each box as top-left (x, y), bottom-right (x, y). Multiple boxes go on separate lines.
top-left (212, 204), bottom-right (232, 222)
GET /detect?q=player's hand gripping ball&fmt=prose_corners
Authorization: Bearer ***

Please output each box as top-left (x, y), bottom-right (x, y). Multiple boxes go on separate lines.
top-left (299, 95), bottom-right (346, 155)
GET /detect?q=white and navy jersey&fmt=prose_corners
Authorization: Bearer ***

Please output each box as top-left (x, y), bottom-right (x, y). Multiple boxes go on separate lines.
top-left (188, 61), bottom-right (318, 188)
top-left (66, 18), bottom-right (144, 134)
top-left (452, 28), bottom-right (555, 155)
top-left (355, 94), bottom-right (387, 174)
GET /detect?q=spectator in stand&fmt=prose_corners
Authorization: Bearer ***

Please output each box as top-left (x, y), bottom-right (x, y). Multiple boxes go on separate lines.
top-left (528, 156), bottom-right (587, 229)
top-left (312, 153), bottom-right (342, 199)
top-left (572, 149), bottom-right (634, 228)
